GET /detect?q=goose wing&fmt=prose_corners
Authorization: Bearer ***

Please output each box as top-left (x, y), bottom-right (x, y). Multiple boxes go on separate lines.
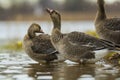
top-left (66, 31), bottom-right (112, 50)
top-left (31, 34), bottom-right (57, 54)
top-left (104, 18), bottom-right (120, 31)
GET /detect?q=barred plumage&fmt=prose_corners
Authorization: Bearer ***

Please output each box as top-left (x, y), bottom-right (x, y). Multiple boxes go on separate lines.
top-left (95, 0), bottom-right (120, 44)
top-left (47, 8), bottom-right (120, 64)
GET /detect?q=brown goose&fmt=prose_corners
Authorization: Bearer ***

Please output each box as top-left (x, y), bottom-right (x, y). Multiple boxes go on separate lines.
top-left (95, 0), bottom-right (120, 44)
top-left (23, 23), bottom-right (64, 63)
top-left (47, 8), bottom-right (120, 64)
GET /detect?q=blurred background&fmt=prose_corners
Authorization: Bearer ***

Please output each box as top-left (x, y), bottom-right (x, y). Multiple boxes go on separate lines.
top-left (0, 0), bottom-right (120, 20)
top-left (0, 0), bottom-right (120, 51)
top-left (0, 0), bottom-right (120, 80)
top-left (0, 1), bottom-right (120, 80)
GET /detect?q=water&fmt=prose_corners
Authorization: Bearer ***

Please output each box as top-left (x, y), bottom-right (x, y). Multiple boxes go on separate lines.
top-left (0, 21), bottom-right (120, 80)
top-left (0, 21), bottom-right (95, 40)
top-left (0, 52), bottom-right (120, 80)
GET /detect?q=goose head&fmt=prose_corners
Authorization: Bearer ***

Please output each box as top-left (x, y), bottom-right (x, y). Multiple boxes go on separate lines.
top-left (28, 23), bottom-right (44, 38)
top-left (97, 0), bottom-right (105, 6)
top-left (46, 8), bottom-right (61, 30)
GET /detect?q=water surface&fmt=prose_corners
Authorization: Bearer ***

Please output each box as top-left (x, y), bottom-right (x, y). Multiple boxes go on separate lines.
top-left (0, 52), bottom-right (120, 80)
top-left (0, 21), bottom-right (95, 40)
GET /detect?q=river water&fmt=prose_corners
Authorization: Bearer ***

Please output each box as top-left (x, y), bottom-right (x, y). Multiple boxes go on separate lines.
top-left (0, 21), bottom-right (120, 80)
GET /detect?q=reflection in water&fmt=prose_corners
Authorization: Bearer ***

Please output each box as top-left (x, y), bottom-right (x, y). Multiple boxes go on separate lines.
top-left (0, 53), bottom-right (120, 80)
top-left (27, 63), bottom-right (57, 80)
top-left (53, 64), bottom-right (95, 80)
top-left (27, 63), bottom-right (95, 80)
top-left (26, 62), bottom-right (120, 80)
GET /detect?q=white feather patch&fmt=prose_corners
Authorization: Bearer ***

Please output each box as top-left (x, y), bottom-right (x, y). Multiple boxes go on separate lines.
top-left (94, 49), bottom-right (109, 60)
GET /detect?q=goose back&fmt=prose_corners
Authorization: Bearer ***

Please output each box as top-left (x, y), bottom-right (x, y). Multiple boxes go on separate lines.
top-left (95, 0), bottom-right (120, 44)
top-left (56, 31), bottom-right (120, 62)
top-left (31, 34), bottom-right (56, 54)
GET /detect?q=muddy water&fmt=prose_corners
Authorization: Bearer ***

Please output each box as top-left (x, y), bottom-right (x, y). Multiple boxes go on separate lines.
top-left (0, 52), bottom-right (120, 80)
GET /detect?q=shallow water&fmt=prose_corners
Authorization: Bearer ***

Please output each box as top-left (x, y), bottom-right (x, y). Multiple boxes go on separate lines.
top-left (0, 52), bottom-right (120, 80)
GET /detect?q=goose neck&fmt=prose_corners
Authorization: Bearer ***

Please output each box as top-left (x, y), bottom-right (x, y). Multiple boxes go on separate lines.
top-left (95, 2), bottom-right (106, 22)
top-left (52, 17), bottom-right (61, 31)
top-left (28, 29), bottom-right (36, 39)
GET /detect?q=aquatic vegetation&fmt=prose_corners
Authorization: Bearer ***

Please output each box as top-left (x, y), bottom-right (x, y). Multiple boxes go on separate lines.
top-left (85, 30), bottom-right (99, 38)
top-left (109, 53), bottom-right (120, 65)
top-left (0, 40), bottom-right (23, 51)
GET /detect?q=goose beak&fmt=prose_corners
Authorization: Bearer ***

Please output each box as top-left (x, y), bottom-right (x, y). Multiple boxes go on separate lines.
top-left (40, 29), bottom-right (44, 33)
top-left (46, 8), bottom-right (53, 14)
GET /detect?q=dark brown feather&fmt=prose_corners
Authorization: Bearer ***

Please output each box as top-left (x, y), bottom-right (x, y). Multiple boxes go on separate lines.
top-left (104, 18), bottom-right (120, 31)
top-left (31, 34), bottom-right (57, 54)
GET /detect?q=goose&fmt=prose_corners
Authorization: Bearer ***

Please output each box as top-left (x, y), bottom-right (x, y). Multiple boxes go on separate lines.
top-left (23, 23), bottom-right (64, 63)
top-left (95, 0), bottom-right (120, 44)
top-left (47, 8), bottom-right (120, 64)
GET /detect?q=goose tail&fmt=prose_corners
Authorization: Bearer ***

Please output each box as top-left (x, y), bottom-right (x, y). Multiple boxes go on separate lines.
top-left (100, 39), bottom-right (120, 51)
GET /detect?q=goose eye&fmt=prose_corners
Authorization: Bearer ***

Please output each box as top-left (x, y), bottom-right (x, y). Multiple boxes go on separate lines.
top-left (55, 12), bottom-right (57, 14)
top-left (51, 11), bottom-right (54, 14)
